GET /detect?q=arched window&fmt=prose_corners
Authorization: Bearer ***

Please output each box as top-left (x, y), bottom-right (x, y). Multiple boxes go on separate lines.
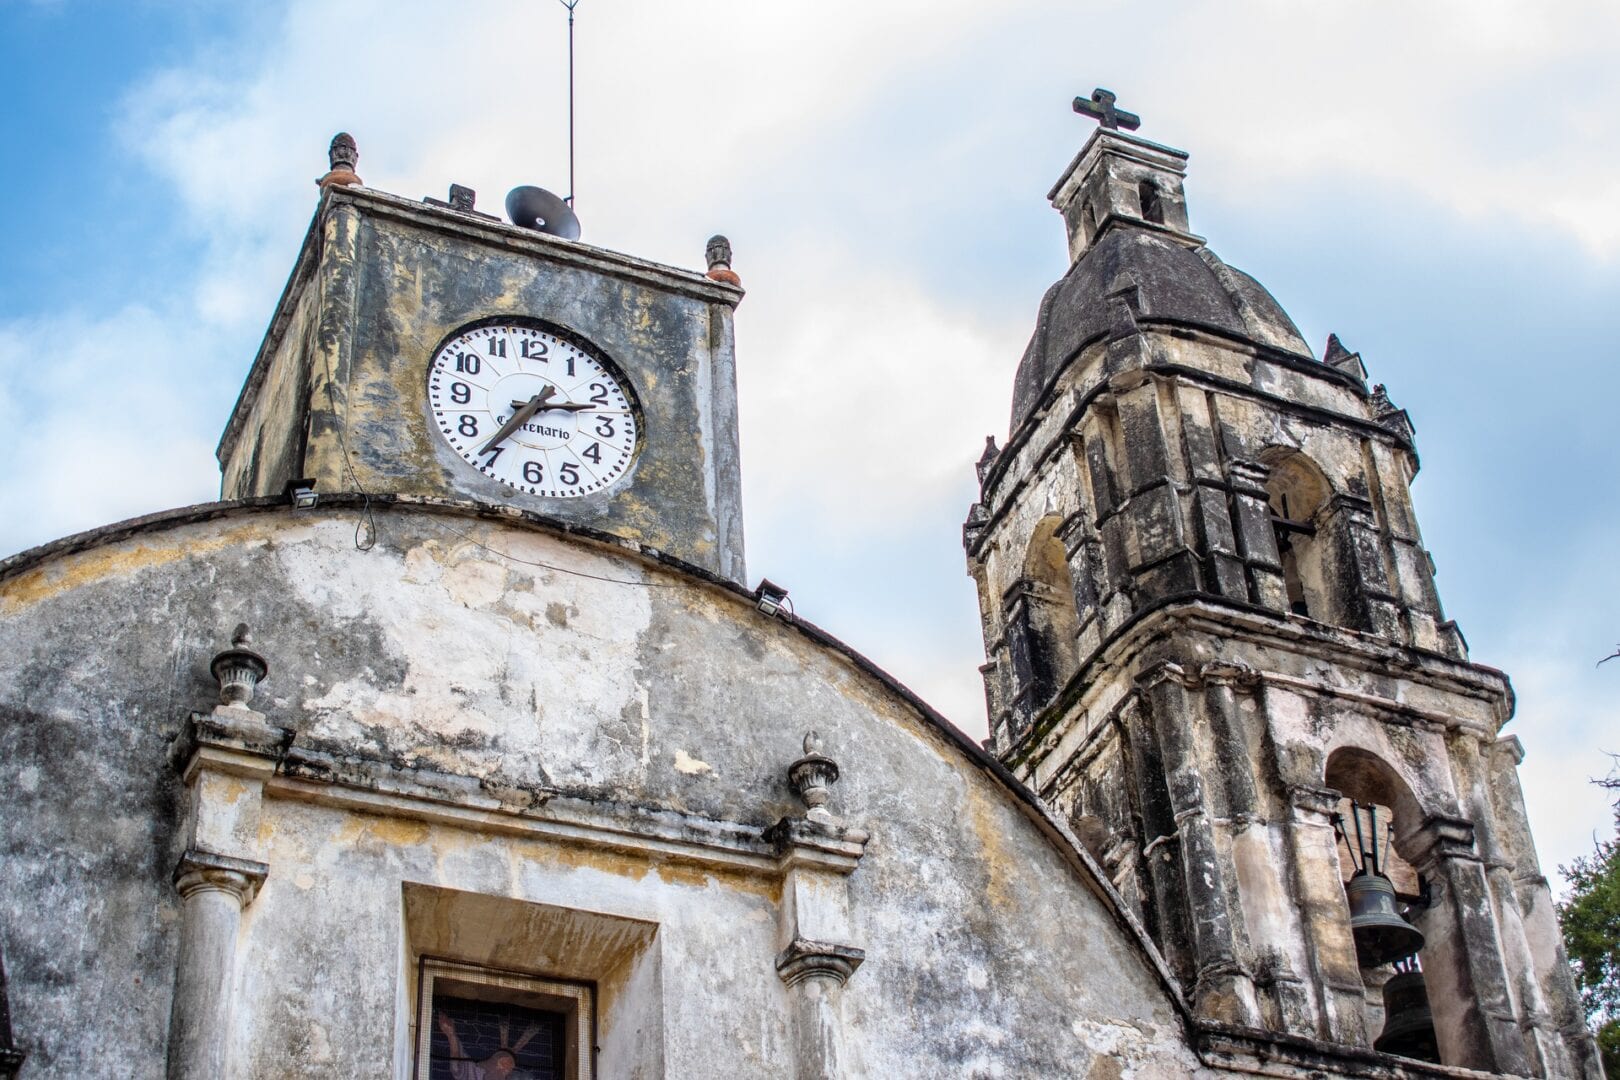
top-left (1001, 517), bottom-right (1082, 728)
top-left (1260, 449), bottom-right (1331, 618)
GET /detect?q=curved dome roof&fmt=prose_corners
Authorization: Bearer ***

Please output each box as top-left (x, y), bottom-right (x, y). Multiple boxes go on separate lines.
top-left (1010, 226), bottom-right (1312, 431)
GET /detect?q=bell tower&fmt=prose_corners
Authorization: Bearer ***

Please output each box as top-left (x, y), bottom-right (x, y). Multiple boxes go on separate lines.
top-left (964, 94), bottom-right (1601, 1076)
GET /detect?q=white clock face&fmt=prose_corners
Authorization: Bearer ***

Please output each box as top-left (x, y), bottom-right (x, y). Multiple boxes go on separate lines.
top-left (427, 322), bottom-right (639, 498)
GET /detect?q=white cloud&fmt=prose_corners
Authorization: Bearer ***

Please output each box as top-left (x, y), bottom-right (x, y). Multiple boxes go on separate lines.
top-left (0, 306), bottom-right (223, 555)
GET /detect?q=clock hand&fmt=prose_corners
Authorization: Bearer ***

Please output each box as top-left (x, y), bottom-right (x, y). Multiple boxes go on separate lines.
top-left (480, 386), bottom-right (556, 454)
top-left (511, 398), bottom-right (596, 413)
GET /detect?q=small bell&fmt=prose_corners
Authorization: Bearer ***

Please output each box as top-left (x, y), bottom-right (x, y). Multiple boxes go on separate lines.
top-left (1375, 963), bottom-right (1440, 1062)
top-left (1346, 871), bottom-right (1425, 967)
top-left (1334, 802), bottom-right (1426, 968)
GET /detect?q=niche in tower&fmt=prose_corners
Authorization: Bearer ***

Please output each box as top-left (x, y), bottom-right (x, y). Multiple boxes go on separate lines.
top-left (1260, 449), bottom-right (1331, 619)
top-left (1002, 516), bottom-right (1083, 729)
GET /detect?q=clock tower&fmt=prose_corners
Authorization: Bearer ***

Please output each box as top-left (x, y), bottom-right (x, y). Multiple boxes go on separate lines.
top-left (217, 134), bottom-right (747, 581)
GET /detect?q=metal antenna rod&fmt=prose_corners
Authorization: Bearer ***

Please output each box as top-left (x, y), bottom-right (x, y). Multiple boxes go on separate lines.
top-left (559, 0), bottom-right (580, 209)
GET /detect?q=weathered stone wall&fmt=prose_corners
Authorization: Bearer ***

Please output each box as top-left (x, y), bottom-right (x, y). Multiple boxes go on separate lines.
top-left (0, 503), bottom-right (1201, 1077)
top-left (967, 320), bottom-right (1455, 749)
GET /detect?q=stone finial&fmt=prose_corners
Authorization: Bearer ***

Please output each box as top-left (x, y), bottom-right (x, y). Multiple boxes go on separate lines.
top-left (705, 234), bottom-right (742, 287)
top-left (787, 731), bottom-right (840, 824)
top-left (1370, 383), bottom-right (1395, 415)
top-left (317, 132), bottom-right (362, 189)
top-left (210, 624), bottom-right (269, 707)
top-left (976, 436), bottom-right (1000, 484)
top-left (1322, 332), bottom-right (1369, 383)
top-left (1369, 383), bottom-right (1416, 443)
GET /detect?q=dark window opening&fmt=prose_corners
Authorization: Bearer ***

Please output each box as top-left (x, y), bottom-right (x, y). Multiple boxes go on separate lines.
top-left (1138, 181), bottom-right (1163, 224)
top-left (430, 995), bottom-right (566, 1080)
top-left (415, 959), bottom-right (592, 1080)
top-left (1278, 533), bottom-right (1310, 616)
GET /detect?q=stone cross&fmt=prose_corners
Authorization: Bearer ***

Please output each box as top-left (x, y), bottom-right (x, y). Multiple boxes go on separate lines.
top-left (1073, 88), bottom-right (1140, 131)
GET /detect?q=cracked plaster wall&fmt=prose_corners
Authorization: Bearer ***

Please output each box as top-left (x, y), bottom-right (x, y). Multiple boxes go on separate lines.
top-left (0, 505), bottom-right (1204, 1077)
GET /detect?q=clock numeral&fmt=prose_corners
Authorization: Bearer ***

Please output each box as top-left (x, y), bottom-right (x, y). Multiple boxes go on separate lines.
top-left (581, 443), bottom-right (602, 464)
top-left (594, 416), bottom-right (616, 439)
top-left (589, 383), bottom-right (609, 405)
top-left (458, 415), bottom-right (479, 437)
top-left (559, 462), bottom-right (580, 486)
top-left (523, 461), bottom-right (544, 484)
top-left (521, 338), bottom-right (548, 360)
top-left (480, 446), bottom-right (504, 463)
top-left (564, 355), bottom-right (576, 377)
top-left (454, 353), bottom-right (481, 375)
top-left (450, 382), bottom-right (472, 405)
top-left (488, 336), bottom-right (507, 357)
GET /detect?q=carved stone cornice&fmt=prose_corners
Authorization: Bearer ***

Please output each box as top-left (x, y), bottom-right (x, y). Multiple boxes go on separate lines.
top-left (1286, 784), bottom-right (1341, 820)
top-left (1405, 813), bottom-right (1480, 872)
top-left (1197, 661), bottom-right (1261, 690)
top-left (1493, 734), bottom-right (1526, 765)
top-left (774, 938), bottom-right (866, 988)
top-left (168, 705), bottom-right (295, 784)
top-left (172, 849), bottom-right (269, 907)
top-left (765, 816), bottom-right (870, 875)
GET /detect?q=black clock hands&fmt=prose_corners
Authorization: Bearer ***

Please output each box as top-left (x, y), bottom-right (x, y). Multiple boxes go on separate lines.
top-left (480, 386), bottom-right (557, 454)
top-left (509, 397), bottom-right (595, 413)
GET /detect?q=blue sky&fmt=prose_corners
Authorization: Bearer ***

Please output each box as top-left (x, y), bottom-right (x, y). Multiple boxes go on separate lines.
top-left (1, 0), bottom-right (1616, 891)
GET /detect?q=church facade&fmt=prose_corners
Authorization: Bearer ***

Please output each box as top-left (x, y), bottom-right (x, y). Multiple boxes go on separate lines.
top-left (0, 104), bottom-right (1600, 1078)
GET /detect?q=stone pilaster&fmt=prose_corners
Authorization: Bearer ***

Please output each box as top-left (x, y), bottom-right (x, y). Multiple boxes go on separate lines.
top-left (0, 950), bottom-right (21, 1080)
top-left (1119, 693), bottom-right (1196, 985)
top-left (1319, 492), bottom-right (1402, 637)
top-left (773, 735), bottom-right (869, 1080)
top-left (165, 849), bottom-right (267, 1080)
top-left (1282, 784), bottom-right (1368, 1046)
top-left (1489, 738), bottom-right (1607, 1077)
top-left (1227, 459), bottom-right (1289, 611)
top-left (1140, 664), bottom-right (1259, 1025)
top-left (1406, 813), bottom-right (1533, 1075)
top-left (1057, 509), bottom-right (1101, 659)
top-left (1112, 374), bottom-right (1200, 600)
top-left (1201, 666), bottom-right (1315, 1036)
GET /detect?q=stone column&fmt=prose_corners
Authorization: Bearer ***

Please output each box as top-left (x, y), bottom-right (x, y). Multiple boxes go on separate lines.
top-left (166, 849), bottom-right (267, 1080)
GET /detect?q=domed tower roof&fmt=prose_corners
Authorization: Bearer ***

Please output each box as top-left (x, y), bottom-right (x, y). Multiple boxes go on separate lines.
top-left (1010, 126), bottom-right (1313, 433)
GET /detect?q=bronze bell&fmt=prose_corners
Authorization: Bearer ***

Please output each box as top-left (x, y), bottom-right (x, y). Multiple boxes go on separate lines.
top-left (1346, 871), bottom-right (1424, 968)
top-left (1375, 968), bottom-right (1440, 1062)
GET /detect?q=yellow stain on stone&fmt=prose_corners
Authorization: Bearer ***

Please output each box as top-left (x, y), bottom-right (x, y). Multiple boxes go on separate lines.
top-left (337, 815), bottom-right (433, 847)
top-left (654, 862), bottom-right (711, 889)
top-left (966, 780), bottom-right (1016, 912)
top-left (1, 525), bottom-right (269, 616)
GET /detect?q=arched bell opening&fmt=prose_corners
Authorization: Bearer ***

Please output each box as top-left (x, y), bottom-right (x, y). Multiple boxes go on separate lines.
top-left (1324, 748), bottom-right (1443, 1065)
top-left (1000, 516), bottom-right (1083, 730)
top-left (1258, 448), bottom-right (1332, 620)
